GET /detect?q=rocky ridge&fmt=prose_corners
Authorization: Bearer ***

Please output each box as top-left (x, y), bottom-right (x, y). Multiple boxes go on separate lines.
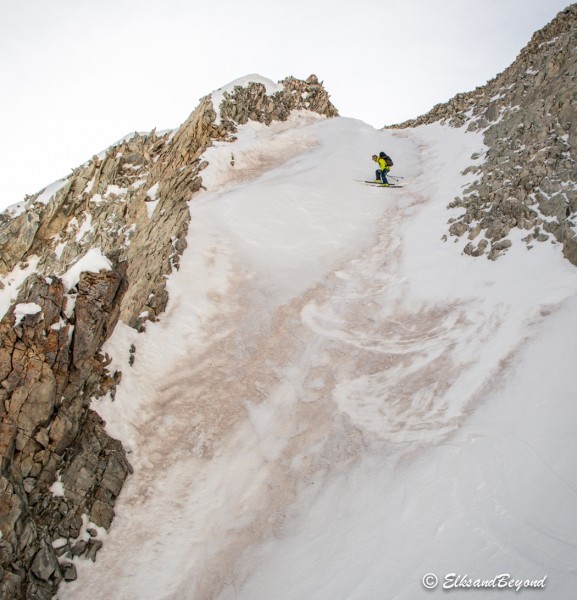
top-left (393, 4), bottom-right (577, 263)
top-left (0, 74), bottom-right (337, 599)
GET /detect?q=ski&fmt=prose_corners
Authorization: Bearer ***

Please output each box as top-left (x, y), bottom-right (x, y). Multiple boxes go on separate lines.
top-left (362, 181), bottom-right (404, 188)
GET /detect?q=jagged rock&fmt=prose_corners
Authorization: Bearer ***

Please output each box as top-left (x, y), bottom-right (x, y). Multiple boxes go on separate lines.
top-left (449, 221), bottom-right (469, 237)
top-left (0, 76), bottom-right (337, 329)
top-left (72, 268), bottom-right (127, 368)
top-left (563, 236), bottom-right (577, 264)
top-left (30, 542), bottom-right (60, 582)
top-left (393, 5), bottom-right (577, 265)
top-left (0, 265), bottom-right (131, 598)
top-left (0, 74), bottom-right (338, 598)
top-left (219, 75), bottom-right (338, 127)
top-left (493, 239), bottom-right (513, 251)
top-left (85, 539), bottom-right (103, 562)
top-left (0, 570), bottom-right (22, 600)
top-left (53, 543), bottom-right (70, 558)
top-left (70, 540), bottom-right (87, 557)
top-left (476, 239), bottom-right (489, 256)
top-left (0, 212), bottom-right (41, 273)
top-left (61, 562), bottom-right (77, 582)
top-left (0, 421), bottom-right (16, 475)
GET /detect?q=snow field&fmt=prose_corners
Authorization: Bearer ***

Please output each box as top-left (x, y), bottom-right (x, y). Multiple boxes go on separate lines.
top-left (56, 110), bottom-right (577, 600)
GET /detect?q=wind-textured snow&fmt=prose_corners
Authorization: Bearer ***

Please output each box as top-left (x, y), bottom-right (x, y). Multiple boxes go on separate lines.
top-left (57, 110), bottom-right (577, 600)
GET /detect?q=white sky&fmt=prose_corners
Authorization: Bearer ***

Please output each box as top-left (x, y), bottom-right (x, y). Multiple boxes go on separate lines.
top-left (0, 0), bottom-right (571, 211)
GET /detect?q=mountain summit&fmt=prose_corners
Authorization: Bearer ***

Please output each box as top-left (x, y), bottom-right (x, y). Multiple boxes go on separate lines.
top-left (1, 8), bottom-right (576, 600)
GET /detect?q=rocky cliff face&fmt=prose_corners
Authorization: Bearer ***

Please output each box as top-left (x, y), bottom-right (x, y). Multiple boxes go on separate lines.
top-left (0, 267), bottom-right (132, 597)
top-left (393, 4), bottom-right (577, 263)
top-left (0, 74), bottom-right (337, 599)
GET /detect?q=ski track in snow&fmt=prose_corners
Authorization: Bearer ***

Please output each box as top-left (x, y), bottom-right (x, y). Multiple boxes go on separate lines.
top-left (58, 115), bottom-right (577, 600)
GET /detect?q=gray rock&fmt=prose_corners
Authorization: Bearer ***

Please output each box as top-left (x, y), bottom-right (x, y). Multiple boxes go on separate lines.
top-left (391, 5), bottom-right (577, 265)
top-left (493, 239), bottom-right (513, 251)
top-left (86, 539), bottom-right (103, 562)
top-left (30, 542), bottom-right (59, 582)
top-left (62, 562), bottom-right (77, 582)
top-left (449, 222), bottom-right (469, 237)
top-left (71, 540), bottom-right (87, 557)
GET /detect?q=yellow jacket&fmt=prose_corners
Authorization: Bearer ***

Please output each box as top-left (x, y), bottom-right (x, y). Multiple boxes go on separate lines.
top-left (373, 156), bottom-right (390, 171)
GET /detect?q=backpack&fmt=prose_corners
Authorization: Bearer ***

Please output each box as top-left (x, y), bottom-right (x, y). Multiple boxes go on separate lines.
top-left (379, 151), bottom-right (393, 167)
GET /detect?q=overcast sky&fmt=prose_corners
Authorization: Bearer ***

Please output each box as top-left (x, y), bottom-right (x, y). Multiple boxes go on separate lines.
top-left (0, 0), bottom-right (571, 211)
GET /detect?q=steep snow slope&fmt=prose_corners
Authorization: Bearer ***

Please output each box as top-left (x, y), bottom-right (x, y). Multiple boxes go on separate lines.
top-left (58, 112), bottom-right (577, 599)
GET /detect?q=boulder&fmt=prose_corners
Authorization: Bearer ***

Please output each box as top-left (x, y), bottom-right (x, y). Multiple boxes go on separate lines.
top-left (30, 542), bottom-right (60, 582)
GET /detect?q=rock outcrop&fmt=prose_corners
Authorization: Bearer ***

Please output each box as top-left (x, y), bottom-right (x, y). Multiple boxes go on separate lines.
top-left (393, 5), bottom-right (577, 263)
top-left (0, 75), bottom-right (337, 599)
top-left (219, 75), bottom-right (339, 125)
top-left (0, 267), bottom-right (131, 599)
top-left (0, 74), bottom-right (337, 329)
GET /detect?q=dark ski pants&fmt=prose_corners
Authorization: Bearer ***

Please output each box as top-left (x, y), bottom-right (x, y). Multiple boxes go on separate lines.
top-left (376, 168), bottom-right (389, 184)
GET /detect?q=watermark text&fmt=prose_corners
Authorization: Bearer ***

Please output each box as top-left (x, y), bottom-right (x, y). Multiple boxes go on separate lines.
top-left (422, 572), bottom-right (547, 592)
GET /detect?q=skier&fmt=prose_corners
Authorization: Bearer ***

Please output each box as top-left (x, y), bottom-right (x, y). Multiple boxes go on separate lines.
top-left (372, 152), bottom-right (393, 186)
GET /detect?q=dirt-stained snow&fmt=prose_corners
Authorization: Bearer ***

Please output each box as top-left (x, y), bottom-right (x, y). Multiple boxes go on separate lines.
top-left (58, 113), bottom-right (577, 600)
